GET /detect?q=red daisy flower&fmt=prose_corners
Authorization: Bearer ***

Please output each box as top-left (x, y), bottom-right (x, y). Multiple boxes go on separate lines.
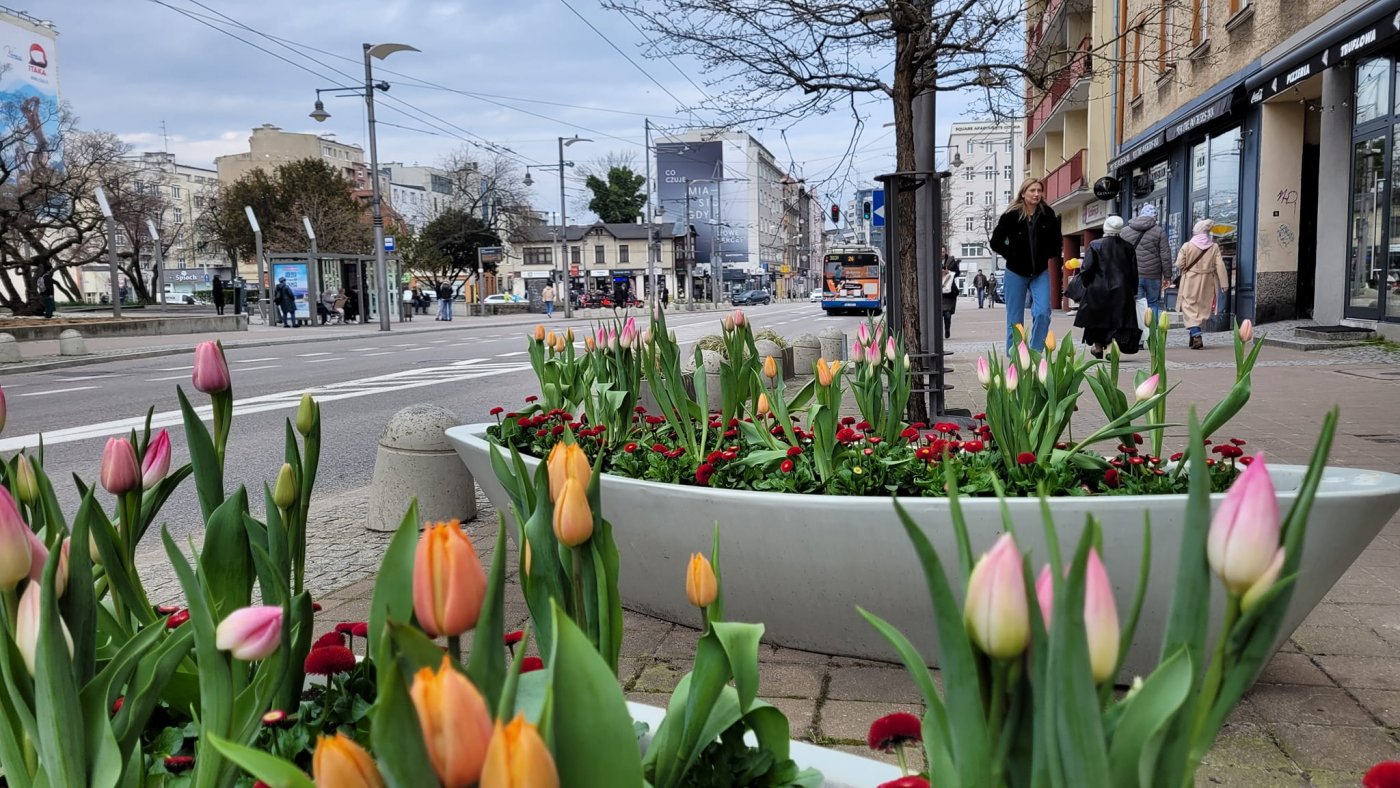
top-left (915, 446), bottom-right (934, 462)
top-left (1365, 762), bottom-right (1400, 788)
top-left (164, 755), bottom-right (195, 774)
top-left (1128, 456), bottom-right (1146, 466)
top-left (1169, 452), bottom-right (1184, 462)
top-left (963, 440), bottom-right (985, 453)
top-left (350, 622), bottom-right (369, 638)
top-left (623, 442), bottom-right (638, 453)
top-left (780, 459), bottom-right (795, 473)
top-left (305, 645), bottom-right (356, 676)
top-left (504, 630), bottom-right (524, 647)
top-left (314, 632), bottom-right (345, 649)
top-left (723, 428), bottom-right (739, 438)
top-left (900, 427), bottom-right (919, 440)
top-left (867, 711), bottom-right (922, 752)
top-left (334, 622), bottom-right (358, 635)
top-left (311, 602), bottom-right (323, 612)
top-left (787, 446), bottom-right (803, 457)
top-left (856, 421), bottom-right (872, 431)
top-left (863, 448), bottom-right (874, 456)
top-left (877, 778), bottom-right (930, 788)
top-left (1104, 468), bottom-right (1121, 488)
top-left (155, 604), bottom-right (180, 615)
top-left (525, 395), bottom-right (539, 403)
top-left (1230, 437), bottom-right (1247, 446)
top-left (868, 436), bottom-right (883, 445)
top-left (695, 464), bottom-right (715, 486)
top-left (645, 415), bottom-right (665, 425)
top-left (652, 443), bottom-right (669, 453)
top-left (261, 709), bottom-right (289, 727)
top-left (521, 656), bottom-right (545, 673)
top-left (836, 427), bottom-right (857, 443)
top-left (515, 417), bottom-right (532, 428)
top-left (489, 407), bottom-right (504, 416)
top-left (1016, 452), bottom-right (1037, 465)
top-left (972, 413), bottom-right (986, 421)
top-left (1240, 456), bottom-right (1254, 465)
top-left (166, 609), bottom-right (190, 630)
top-left (634, 405), bottom-right (647, 413)
top-left (721, 450), bottom-right (738, 462)
top-left (1132, 432), bottom-right (1144, 445)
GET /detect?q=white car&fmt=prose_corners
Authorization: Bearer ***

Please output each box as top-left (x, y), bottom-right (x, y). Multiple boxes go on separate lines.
top-left (483, 294), bottom-right (514, 304)
top-left (809, 289), bottom-right (823, 302)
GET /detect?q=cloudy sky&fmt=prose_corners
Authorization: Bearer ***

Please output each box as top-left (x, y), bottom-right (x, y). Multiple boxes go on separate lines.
top-left (32, 0), bottom-right (979, 219)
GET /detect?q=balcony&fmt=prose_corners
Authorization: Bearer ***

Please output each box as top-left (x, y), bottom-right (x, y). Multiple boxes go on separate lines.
top-left (1026, 37), bottom-right (1092, 141)
top-left (1027, 0), bottom-right (1067, 54)
top-left (1044, 149), bottom-right (1087, 206)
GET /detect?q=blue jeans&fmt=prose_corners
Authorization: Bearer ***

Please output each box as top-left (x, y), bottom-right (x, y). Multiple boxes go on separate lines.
top-left (1138, 277), bottom-right (1162, 321)
top-left (976, 287), bottom-right (986, 308)
top-left (438, 298), bottom-right (453, 320)
top-left (1003, 270), bottom-right (1051, 353)
top-left (544, 300), bottom-right (554, 316)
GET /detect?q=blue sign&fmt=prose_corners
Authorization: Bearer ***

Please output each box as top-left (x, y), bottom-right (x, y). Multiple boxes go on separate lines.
top-left (871, 190), bottom-right (885, 227)
top-left (383, 236), bottom-right (397, 252)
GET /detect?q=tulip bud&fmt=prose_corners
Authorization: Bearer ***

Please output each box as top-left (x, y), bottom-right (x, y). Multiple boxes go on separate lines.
top-left (1034, 564), bottom-right (1053, 627)
top-left (1017, 342), bottom-right (1031, 370)
top-left (16, 582), bottom-right (73, 675)
top-left (411, 656), bottom-right (493, 787)
top-left (856, 322), bottom-right (870, 346)
top-left (1143, 308), bottom-right (1154, 327)
top-left (1037, 358), bottom-right (1048, 384)
top-left (522, 539), bottom-right (532, 576)
top-left (816, 359), bottom-right (834, 387)
top-left (100, 438), bottom-right (140, 495)
top-left (763, 355), bottom-right (778, 380)
top-left (1014, 323), bottom-right (1026, 342)
top-left (413, 520), bottom-right (487, 637)
top-left (584, 336), bottom-right (596, 352)
top-left (1084, 549), bottom-right (1121, 684)
top-left (296, 394), bottom-right (316, 436)
top-left (0, 487), bottom-right (32, 589)
top-left (552, 477), bottom-right (594, 547)
top-left (191, 341), bottom-right (231, 394)
top-left (547, 442), bottom-right (591, 503)
top-left (24, 528), bottom-right (47, 585)
top-left (1240, 547), bottom-right (1285, 613)
top-left (141, 430), bottom-right (172, 489)
top-left (669, 329), bottom-right (677, 344)
top-left (14, 454), bottom-right (38, 504)
top-left (482, 712), bottom-right (559, 788)
top-left (756, 392), bottom-right (770, 417)
top-left (214, 605), bottom-right (283, 661)
top-left (545, 330), bottom-right (557, 348)
top-left (88, 530), bottom-right (102, 566)
top-left (1238, 319), bottom-right (1254, 343)
top-left (553, 334), bottom-right (567, 353)
top-left (830, 360), bottom-right (842, 377)
top-left (532, 325), bottom-right (545, 342)
top-left (732, 309), bottom-right (746, 328)
top-left (1045, 330), bottom-right (1057, 351)
top-left (1134, 373), bottom-right (1159, 403)
top-left (722, 315), bottom-right (734, 333)
top-left (686, 552), bottom-right (718, 608)
top-left (565, 327), bottom-right (575, 343)
top-left (1159, 310), bottom-right (1172, 332)
top-left (964, 534), bottom-right (1030, 659)
top-left (866, 343), bottom-right (880, 367)
top-left (1207, 452), bottom-right (1281, 595)
top-left (885, 337), bottom-right (897, 363)
top-left (51, 538), bottom-right (70, 599)
top-left (1005, 365), bottom-right (1019, 392)
top-left (851, 343), bottom-right (865, 363)
top-left (313, 732), bottom-right (384, 788)
top-left (273, 463), bottom-right (297, 509)
top-left (608, 330), bottom-right (619, 352)
top-left (872, 321), bottom-right (885, 346)
top-left (976, 356), bottom-right (991, 387)
top-left (642, 328), bottom-right (653, 346)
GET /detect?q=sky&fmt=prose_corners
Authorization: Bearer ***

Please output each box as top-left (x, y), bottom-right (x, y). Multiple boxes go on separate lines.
top-left (28, 0), bottom-right (980, 220)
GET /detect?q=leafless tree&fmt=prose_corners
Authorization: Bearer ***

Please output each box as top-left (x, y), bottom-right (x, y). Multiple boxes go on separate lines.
top-left (437, 149), bottom-right (535, 243)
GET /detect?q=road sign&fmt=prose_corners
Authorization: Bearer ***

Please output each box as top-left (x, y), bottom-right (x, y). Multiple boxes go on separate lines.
top-left (478, 245), bottom-right (505, 265)
top-left (384, 236), bottom-right (397, 252)
top-left (871, 189), bottom-right (886, 227)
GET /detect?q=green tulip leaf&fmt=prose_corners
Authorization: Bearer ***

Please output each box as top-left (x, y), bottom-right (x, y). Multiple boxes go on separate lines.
top-left (205, 732), bottom-right (313, 788)
top-left (548, 602), bottom-right (644, 787)
top-left (467, 514), bottom-right (509, 710)
top-left (33, 548), bottom-right (86, 788)
top-left (200, 487), bottom-right (254, 618)
top-left (175, 387), bottom-right (225, 522)
top-left (1106, 646), bottom-right (1192, 788)
top-left (368, 499), bottom-right (420, 660)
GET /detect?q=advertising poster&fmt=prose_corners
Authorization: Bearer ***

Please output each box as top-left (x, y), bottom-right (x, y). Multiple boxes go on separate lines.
top-left (1, 11), bottom-right (62, 186)
top-left (271, 261), bottom-right (311, 320)
top-left (657, 141), bottom-right (723, 268)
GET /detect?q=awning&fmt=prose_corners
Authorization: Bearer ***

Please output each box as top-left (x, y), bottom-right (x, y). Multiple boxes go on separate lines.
top-left (1247, 1), bottom-right (1400, 104)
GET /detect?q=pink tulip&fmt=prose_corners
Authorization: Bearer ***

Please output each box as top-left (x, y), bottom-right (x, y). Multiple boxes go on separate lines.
top-left (1238, 319), bottom-right (1254, 343)
top-left (872, 321), bottom-right (884, 347)
top-left (25, 528), bottom-right (49, 586)
top-left (963, 534), bottom-right (1030, 659)
top-left (884, 336), bottom-right (897, 363)
top-left (850, 342), bottom-right (865, 363)
top-left (1037, 358), bottom-right (1048, 384)
top-left (1241, 547), bottom-right (1285, 613)
top-left (1134, 374), bottom-right (1159, 403)
top-left (191, 341), bottom-right (231, 394)
top-left (721, 315), bottom-right (734, 333)
top-left (1034, 564), bottom-right (1053, 626)
top-left (1083, 549), bottom-right (1120, 683)
top-left (215, 605), bottom-right (284, 660)
top-left (1017, 342), bottom-right (1031, 370)
top-left (620, 320), bottom-right (638, 350)
top-left (15, 582), bottom-right (72, 675)
top-left (142, 430), bottom-right (172, 489)
top-left (1005, 365), bottom-right (1019, 392)
top-left (976, 356), bottom-right (991, 387)
top-left (0, 487), bottom-right (32, 590)
top-left (100, 438), bottom-right (140, 495)
top-left (866, 343), bottom-right (881, 366)
top-left (732, 309), bottom-right (746, 328)
top-left (1206, 452), bottom-right (1281, 595)
top-left (856, 322), bottom-right (870, 346)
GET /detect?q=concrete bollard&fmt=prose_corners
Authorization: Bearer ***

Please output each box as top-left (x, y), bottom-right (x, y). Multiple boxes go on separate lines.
top-left (791, 334), bottom-right (820, 376)
top-left (58, 329), bottom-right (86, 356)
top-left (754, 339), bottom-right (783, 372)
top-left (817, 327), bottom-right (847, 363)
top-left (0, 333), bottom-right (19, 364)
top-left (701, 349), bottom-right (724, 407)
top-left (367, 404), bottom-right (475, 532)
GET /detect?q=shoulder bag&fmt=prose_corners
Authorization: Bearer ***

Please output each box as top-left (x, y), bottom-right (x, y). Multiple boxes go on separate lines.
top-left (1172, 246), bottom-right (1209, 287)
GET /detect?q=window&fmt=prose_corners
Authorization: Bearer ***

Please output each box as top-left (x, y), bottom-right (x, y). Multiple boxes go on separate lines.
top-left (965, 192), bottom-right (975, 205)
top-left (984, 191), bottom-right (994, 205)
top-left (984, 166), bottom-right (995, 180)
top-left (1132, 31), bottom-right (1143, 97)
top-left (115, 232), bottom-right (127, 247)
top-left (619, 244), bottom-right (630, 263)
top-left (1003, 190), bottom-right (1012, 204)
top-left (524, 247), bottom-right (552, 266)
top-left (594, 245), bottom-right (605, 264)
top-left (966, 217), bottom-right (975, 232)
top-left (1191, 0), bottom-right (1209, 45)
top-left (173, 208), bottom-right (183, 224)
top-left (1228, 0), bottom-right (1249, 13)
top-left (960, 243), bottom-right (984, 257)
top-left (194, 197), bottom-right (205, 208)
top-left (983, 142), bottom-right (994, 153)
top-left (1003, 165), bottom-right (1013, 180)
top-left (1159, 1), bottom-right (1173, 69)
top-left (171, 185), bottom-right (181, 199)
top-left (963, 168), bottom-right (975, 181)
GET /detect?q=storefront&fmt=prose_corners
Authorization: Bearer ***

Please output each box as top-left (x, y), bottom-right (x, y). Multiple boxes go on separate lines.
top-left (1342, 53), bottom-right (1400, 323)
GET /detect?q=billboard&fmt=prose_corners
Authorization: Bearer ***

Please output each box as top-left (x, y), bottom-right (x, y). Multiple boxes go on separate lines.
top-left (271, 261), bottom-right (312, 320)
top-left (656, 140), bottom-right (749, 270)
top-left (0, 10), bottom-right (61, 186)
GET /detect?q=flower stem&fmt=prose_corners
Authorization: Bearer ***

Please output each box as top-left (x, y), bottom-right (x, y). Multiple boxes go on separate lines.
top-left (448, 635), bottom-right (462, 665)
top-left (699, 606), bottom-right (709, 636)
top-left (571, 548), bottom-right (584, 624)
top-left (895, 743), bottom-right (909, 776)
top-left (987, 660), bottom-right (1009, 764)
top-left (1188, 594), bottom-right (1241, 768)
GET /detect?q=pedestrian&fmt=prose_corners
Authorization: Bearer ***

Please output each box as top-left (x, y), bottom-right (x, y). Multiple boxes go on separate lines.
top-left (320, 287), bottom-right (336, 324)
top-left (1072, 215), bottom-right (1141, 359)
top-left (344, 286), bottom-right (359, 323)
top-left (401, 286), bottom-right (414, 321)
top-left (212, 275), bottom-right (225, 316)
top-left (541, 283), bottom-right (556, 317)
top-left (332, 288), bottom-right (348, 324)
top-left (274, 277), bottom-right (297, 327)
top-left (973, 270), bottom-right (989, 309)
top-left (1120, 204), bottom-right (1173, 322)
top-left (412, 286), bottom-right (426, 314)
top-left (436, 281), bottom-right (454, 321)
top-left (941, 260), bottom-right (959, 339)
top-left (989, 177), bottom-right (1061, 353)
top-left (1176, 219), bottom-right (1230, 350)
top-left (661, 286), bottom-right (669, 308)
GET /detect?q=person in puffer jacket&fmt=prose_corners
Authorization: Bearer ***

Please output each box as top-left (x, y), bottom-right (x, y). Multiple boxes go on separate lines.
top-left (1120, 204), bottom-right (1173, 321)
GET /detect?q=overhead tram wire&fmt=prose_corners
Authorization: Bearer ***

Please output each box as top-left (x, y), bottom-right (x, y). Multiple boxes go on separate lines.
top-left (552, 0), bottom-right (698, 116)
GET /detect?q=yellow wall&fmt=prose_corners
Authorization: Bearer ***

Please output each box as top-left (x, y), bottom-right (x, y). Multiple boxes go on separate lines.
top-left (1253, 101), bottom-right (1306, 275)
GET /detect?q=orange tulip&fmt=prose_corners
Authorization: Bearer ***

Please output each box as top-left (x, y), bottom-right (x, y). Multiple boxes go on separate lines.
top-left (552, 478), bottom-right (593, 547)
top-left (816, 359), bottom-right (833, 387)
top-left (312, 733), bottom-right (383, 788)
top-left (545, 330), bottom-right (557, 348)
top-left (763, 355), bottom-right (778, 380)
top-left (413, 521), bottom-right (487, 638)
top-left (546, 442), bottom-right (591, 503)
top-left (481, 713), bottom-right (559, 788)
top-left (532, 325), bottom-right (545, 342)
top-left (685, 552), bottom-right (717, 608)
top-left (756, 392), bottom-right (770, 417)
top-left (410, 656), bottom-right (494, 787)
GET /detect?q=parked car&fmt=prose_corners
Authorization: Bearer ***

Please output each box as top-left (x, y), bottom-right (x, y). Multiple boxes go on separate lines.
top-left (809, 288), bottom-right (823, 302)
top-left (731, 289), bottom-right (772, 306)
top-left (483, 294), bottom-right (515, 304)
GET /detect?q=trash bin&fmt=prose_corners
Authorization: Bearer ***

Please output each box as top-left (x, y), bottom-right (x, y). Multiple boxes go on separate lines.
top-left (232, 282), bottom-right (246, 315)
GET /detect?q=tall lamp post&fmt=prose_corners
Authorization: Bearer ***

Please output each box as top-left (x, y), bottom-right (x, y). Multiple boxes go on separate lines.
top-left (244, 206), bottom-right (267, 325)
top-left (524, 134), bottom-right (590, 318)
top-left (310, 41), bottom-right (419, 332)
top-left (93, 187), bottom-right (121, 317)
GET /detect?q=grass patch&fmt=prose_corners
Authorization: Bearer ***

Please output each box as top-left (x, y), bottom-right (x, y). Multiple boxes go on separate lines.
top-left (1362, 336), bottom-right (1400, 353)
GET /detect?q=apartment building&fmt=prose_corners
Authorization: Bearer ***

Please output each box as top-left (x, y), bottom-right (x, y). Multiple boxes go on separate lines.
top-left (379, 162), bottom-right (459, 224)
top-left (1108, 0), bottom-right (1399, 335)
top-left (506, 222), bottom-right (694, 305)
top-left (214, 124), bottom-right (366, 189)
top-left (946, 122), bottom-right (1026, 275)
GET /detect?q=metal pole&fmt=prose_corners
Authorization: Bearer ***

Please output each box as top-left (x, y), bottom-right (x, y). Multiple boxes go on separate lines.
top-left (559, 137), bottom-right (573, 318)
top-left (684, 182), bottom-right (694, 311)
top-left (105, 217), bottom-right (122, 317)
top-left (645, 119), bottom-right (657, 308)
top-left (709, 194), bottom-right (717, 307)
top-left (712, 181), bottom-right (722, 308)
top-left (309, 234), bottom-right (319, 322)
top-left (364, 44), bottom-right (391, 332)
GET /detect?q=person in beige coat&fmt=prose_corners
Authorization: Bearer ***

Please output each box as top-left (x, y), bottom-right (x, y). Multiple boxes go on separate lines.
top-left (1176, 219), bottom-right (1229, 350)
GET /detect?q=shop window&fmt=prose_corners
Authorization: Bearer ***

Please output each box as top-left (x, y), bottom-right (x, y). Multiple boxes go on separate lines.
top-left (1347, 135), bottom-right (1387, 313)
top-left (1355, 59), bottom-right (1392, 127)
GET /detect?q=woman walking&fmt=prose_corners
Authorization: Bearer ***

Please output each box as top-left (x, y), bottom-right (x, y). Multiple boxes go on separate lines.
top-left (1072, 216), bottom-right (1140, 358)
top-left (1176, 219), bottom-right (1230, 350)
top-left (990, 177), bottom-right (1062, 352)
top-left (212, 276), bottom-right (225, 315)
top-left (941, 261), bottom-right (959, 338)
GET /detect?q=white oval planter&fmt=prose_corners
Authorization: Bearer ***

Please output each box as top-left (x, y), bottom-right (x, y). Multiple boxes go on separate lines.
top-left (449, 424), bottom-right (1400, 678)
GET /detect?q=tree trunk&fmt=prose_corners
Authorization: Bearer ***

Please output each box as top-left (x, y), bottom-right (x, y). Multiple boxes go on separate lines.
top-left (891, 32), bottom-right (928, 422)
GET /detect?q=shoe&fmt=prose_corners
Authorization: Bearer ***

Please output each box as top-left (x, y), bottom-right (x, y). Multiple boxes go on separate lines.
top-left (945, 329), bottom-right (950, 339)
top-left (1189, 334), bottom-right (1203, 350)
top-left (1090, 345), bottom-right (1104, 359)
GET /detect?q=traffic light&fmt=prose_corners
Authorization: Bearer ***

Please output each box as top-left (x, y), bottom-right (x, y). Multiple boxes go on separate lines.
top-left (862, 201), bottom-right (872, 221)
top-left (830, 204), bottom-right (840, 224)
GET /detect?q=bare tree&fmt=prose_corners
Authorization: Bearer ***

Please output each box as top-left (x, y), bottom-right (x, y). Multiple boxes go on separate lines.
top-left (437, 149), bottom-right (534, 242)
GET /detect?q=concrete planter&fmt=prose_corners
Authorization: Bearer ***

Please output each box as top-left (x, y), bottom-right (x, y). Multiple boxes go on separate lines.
top-left (449, 424), bottom-right (1400, 678)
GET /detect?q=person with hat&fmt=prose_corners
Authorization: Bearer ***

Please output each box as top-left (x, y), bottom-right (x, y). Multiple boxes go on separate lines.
top-left (1072, 215), bottom-right (1141, 358)
top-left (273, 276), bottom-right (297, 328)
top-left (1176, 219), bottom-right (1230, 350)
top-left (1121, 203), bottom-right (1173, 322)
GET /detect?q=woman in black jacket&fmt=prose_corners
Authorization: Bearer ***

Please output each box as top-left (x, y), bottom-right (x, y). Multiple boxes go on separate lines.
top-left (1072, 215), bottom-right (1140, 358)
top-left (989, 177), bottom-right (1062, 353)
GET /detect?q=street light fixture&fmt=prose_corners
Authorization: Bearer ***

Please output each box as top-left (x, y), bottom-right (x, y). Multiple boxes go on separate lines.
top-left (94, 187), bottom-right (121, 317)
top-left (309, 41), bottom-right (419, 332)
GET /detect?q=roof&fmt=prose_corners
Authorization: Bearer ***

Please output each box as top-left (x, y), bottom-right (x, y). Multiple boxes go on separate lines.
top-left (512, 222), bottom-right (691, 244)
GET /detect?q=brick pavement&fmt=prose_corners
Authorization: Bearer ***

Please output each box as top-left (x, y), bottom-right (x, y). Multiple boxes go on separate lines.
top-left (137, 303), bottom-right (1400, 784)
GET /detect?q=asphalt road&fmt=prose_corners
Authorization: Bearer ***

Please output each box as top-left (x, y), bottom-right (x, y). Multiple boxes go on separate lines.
top-left (2, 301), bottom-right (863, 539)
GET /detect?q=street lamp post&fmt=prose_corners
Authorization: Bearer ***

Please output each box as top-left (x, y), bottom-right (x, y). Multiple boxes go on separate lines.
top-left (93, 188), bottom-right (121, 317)
top-left (524, 136), bottom-right (590, 318)
top-left (303, 216), bottom-right (319, 320)
top-left (244, 206), bottom-right (266, 325)
top-left (310, 42), bottom-right (419, 332)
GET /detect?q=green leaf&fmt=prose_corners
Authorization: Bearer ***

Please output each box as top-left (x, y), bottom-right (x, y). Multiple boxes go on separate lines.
top-left (368, 620), bottom-right (437, 788)
top-left (710, 621), bottom-right (763, 712)
top-left (1106, 647), bottom-right (1193, 788)
top-left (63, 492), bottom-right (100, 687)
top-left (467, 514), bottom-right (509, 710)
top-left (549, 602), bottom-right (644, 787)
top-left (176, 387), bottom-right (225, 522)
top-left (200, 488), bottom-right (254, 618)
top-left (33, 545), bottom-right (87, 788)
top-left (204, 732), bottom-right (313, 788)
top-left (1049, 518), bottom-right (1110, 787)
top-left (368, 500), bottom-right (420, 659)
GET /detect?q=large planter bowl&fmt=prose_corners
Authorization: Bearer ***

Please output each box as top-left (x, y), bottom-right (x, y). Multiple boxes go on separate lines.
top-left (449, 424), bottom-right (1400, 678)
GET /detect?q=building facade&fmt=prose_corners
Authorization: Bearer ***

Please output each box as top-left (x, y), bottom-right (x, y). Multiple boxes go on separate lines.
top-left (215, 124), bottom-right (366, 188)
top-left (380, 162), bottom-right (459, 225)
top-left (506, 222), bottom-right (693, 305)
top-left (948, 122), bottom-right (1027, 275)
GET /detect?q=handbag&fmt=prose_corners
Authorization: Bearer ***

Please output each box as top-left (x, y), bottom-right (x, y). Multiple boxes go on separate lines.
top-left (1065, 274), bottom-right (1087, 303)
top-left (1173, 246), bottom-right (1209, 287)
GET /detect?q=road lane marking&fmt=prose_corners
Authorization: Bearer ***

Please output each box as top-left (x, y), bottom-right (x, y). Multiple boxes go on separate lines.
top-left (297, 352), bottom-right (332, 357)
top-left (429, 339), bottom-right (450, 343)
top-left (305, 357), bottom-right (344, 363)
top-left (53, 374), bottom-right (120, 381)
top-left (363, 351), bottom-right (395, 356)
top-left (495, 351), bottom-right (527, 357)
top-left (348, 347), bottom-right (376, 352)
top-left (154, 365), bottom-right (193, 371)
top-left (146, 374), bottom-right (193, 382)
top-left (18, 386), bottom-right (100, 397)
top-left (234, 357), bottom-right (279, 363)
top-left (236, 365), bottom-right (281, 372)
